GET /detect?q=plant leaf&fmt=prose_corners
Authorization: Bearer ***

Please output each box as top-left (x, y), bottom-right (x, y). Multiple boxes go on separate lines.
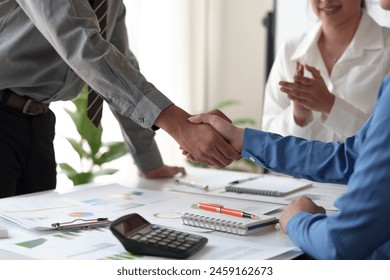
top-left (213, 99), bottom-right (240, 110)
top-left (185, 159), bottom-right (209, 168)
top-left (65, 137), bottom-right (86, 159)
top-left (70, 172), bottom-right (94, 186)
top-left (67, 87), bottom-right (103, 157)
top-left (232, 118), bottom-right (256, 127)
top-left (92, 168), bottom-right (119, 178)
top-left (72, 85), bottom-right (89, 114)
top-left (94, 142), bottom-right (127, 165)
top-left (61, 86), bottom-right (127, 186)
top-left (83, 122), bottom-right (103, 157)
top-left (58, 163), bottom-right (78, 177)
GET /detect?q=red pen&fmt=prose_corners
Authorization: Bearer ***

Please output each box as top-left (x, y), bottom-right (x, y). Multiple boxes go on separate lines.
top-left (197, 203), bottom-right (259, 219)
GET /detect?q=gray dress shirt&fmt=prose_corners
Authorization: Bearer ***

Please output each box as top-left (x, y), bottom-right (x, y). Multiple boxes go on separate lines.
top-left (0, 0), bottom-right (175, 172)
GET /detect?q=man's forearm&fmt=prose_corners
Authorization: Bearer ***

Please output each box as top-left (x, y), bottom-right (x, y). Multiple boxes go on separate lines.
top-left (154, 104), bottom-right (190, 139)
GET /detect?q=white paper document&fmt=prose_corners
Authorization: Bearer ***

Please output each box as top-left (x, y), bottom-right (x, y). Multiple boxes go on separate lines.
top-left (0, 193), bottom-right (106, 231)
top-left (61, 183), bottom-right (180, 220)
top-left (0, 227), bottom-right (294, 260)
top-left (171, 172), bottom-right (346, 211)
top-left (0, 184), bottom-right (182, 231)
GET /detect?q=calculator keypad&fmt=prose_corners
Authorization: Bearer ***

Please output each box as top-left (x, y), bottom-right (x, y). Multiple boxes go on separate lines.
top-left (129, 225), bottom-right (205, 253)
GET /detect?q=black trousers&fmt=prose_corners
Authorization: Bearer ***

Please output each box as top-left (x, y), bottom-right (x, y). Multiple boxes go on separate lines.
top-left (0, 105), bottom-right (56, 198)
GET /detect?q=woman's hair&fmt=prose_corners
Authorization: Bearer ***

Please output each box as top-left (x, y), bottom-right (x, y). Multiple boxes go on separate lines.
top-left (361, 0), bottom-right (366, 9)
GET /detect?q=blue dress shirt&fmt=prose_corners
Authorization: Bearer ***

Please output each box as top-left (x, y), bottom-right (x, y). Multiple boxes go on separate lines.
top-left (242, 75), bottom-right (390, 259)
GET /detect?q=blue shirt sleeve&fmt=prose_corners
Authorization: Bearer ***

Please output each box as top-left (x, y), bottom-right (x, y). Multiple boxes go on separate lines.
top-left (243, 76), bottom-right (390, 259)
top-left (241, 129), bottom-right (360, 184)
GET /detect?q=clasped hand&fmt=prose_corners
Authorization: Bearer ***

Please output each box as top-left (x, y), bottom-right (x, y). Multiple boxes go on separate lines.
top-left (182, 112), bottom-right (245, 164)
top-left (185, 113), bottom-right (327, 232)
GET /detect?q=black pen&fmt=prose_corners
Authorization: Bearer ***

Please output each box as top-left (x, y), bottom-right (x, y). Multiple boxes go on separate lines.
top-left (228, 176), bottom-right (262, 185)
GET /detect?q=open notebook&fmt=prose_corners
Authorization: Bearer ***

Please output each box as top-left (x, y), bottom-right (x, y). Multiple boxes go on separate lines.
top-left (225, 175), bottom-right (312, 197)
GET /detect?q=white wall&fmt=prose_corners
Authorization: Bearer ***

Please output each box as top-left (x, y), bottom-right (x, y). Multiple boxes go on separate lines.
top-left (205, 0), bottom-right (273, 126)
top-left (275, 0), bottom-right (316, 51)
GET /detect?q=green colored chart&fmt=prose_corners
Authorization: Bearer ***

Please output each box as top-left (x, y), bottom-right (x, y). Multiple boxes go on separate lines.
top-left (100, 251), bottom-right (143, 260)
top-left (16, 238), bottom-right (47, 249)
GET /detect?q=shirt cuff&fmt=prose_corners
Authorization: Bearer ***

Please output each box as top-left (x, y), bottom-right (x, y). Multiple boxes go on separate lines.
top-left (323, 96), bottom-right (355, 136)
top-left (241, 128), bottom-right (268, 165)
top-left (131, 89), bottom-right (173, 129)
top-left (286, 211), bottom-right (312, 234)
top-left (278, 106), bottom-right (314, 139)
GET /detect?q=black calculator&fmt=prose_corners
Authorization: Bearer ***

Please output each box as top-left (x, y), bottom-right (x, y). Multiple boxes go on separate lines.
top-left (110, 213), bottom-right (208, 259)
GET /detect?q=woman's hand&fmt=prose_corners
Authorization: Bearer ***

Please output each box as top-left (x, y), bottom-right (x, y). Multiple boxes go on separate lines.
top-left (279, 63), bottom-right (335, 117)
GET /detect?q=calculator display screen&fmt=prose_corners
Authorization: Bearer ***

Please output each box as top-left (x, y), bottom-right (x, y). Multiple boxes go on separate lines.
top-left (113, 214), bottom-right (149, 237)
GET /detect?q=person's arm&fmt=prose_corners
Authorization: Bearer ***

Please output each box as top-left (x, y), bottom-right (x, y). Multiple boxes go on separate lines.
top-left (191, 76), bottom-right (390, 259)
top-left (262, 39), bottom-right (315, 139)
top-left (16, 0), bottom-right (171, 129)
top-left (106, 3), bottom-right (184, 178)
top-left (16, 0), bottom-right (239, 168)
top-left (283, 77), bottom-right (390, 259)
top-left (189, 113), bottom-right (360, 183)
top-left (280, 64), bottom-right (376, 140)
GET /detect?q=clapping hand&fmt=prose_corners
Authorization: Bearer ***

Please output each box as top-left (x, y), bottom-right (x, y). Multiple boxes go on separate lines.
top-left (279, 62), bottom-right (335, 125)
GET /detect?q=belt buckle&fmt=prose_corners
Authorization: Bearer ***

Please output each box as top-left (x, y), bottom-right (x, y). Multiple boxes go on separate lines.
top-left (22, 99), bottom-right (40, 116)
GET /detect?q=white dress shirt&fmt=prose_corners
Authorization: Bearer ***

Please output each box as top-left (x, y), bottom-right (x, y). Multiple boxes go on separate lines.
top-left (262, 12), bottom-right (390, 142)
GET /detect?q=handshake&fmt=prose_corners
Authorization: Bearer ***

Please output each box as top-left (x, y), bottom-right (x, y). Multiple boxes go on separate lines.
top-left (154, 105), bottom-right (246, 168)
top-left (180, 110), bottom-right (245, 167)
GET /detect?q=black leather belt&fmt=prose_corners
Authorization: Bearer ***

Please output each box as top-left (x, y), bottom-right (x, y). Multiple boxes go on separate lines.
top-left (0, 90), bottom-right (49, 116)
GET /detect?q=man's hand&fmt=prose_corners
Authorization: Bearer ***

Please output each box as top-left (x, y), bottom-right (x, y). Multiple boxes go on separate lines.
top-left (155, 105), bottom-right (240, 167)
top-left (139, 164), bottom-right (186, 179)
top-left (279, 63), bottom-right (335, 115)
top-left (279, 196), bottom-right (326, 233)
top-left (188, 113), bottom-right (245, 153)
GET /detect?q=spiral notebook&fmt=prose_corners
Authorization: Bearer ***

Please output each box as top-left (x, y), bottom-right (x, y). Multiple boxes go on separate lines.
top-left (225, 175), bottom-right (312, 197)
top-left (181, 212), bottom-right (278, 236)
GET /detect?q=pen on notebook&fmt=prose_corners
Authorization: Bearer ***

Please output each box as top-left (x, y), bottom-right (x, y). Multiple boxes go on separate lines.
top-left (196, 203), bottom-right (259, 219)
top-left (227, 175), bottom-right (261, 185)
top-left (175, 179), bottom-right (209, 191)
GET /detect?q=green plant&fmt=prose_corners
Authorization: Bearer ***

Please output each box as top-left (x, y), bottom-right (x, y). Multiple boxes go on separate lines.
top-left (59, 86), bottom-right (128, 185)
top-left (214, 99), bottom-right (256, 127)
top-left (187, 99), bottom-right (262, 172)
